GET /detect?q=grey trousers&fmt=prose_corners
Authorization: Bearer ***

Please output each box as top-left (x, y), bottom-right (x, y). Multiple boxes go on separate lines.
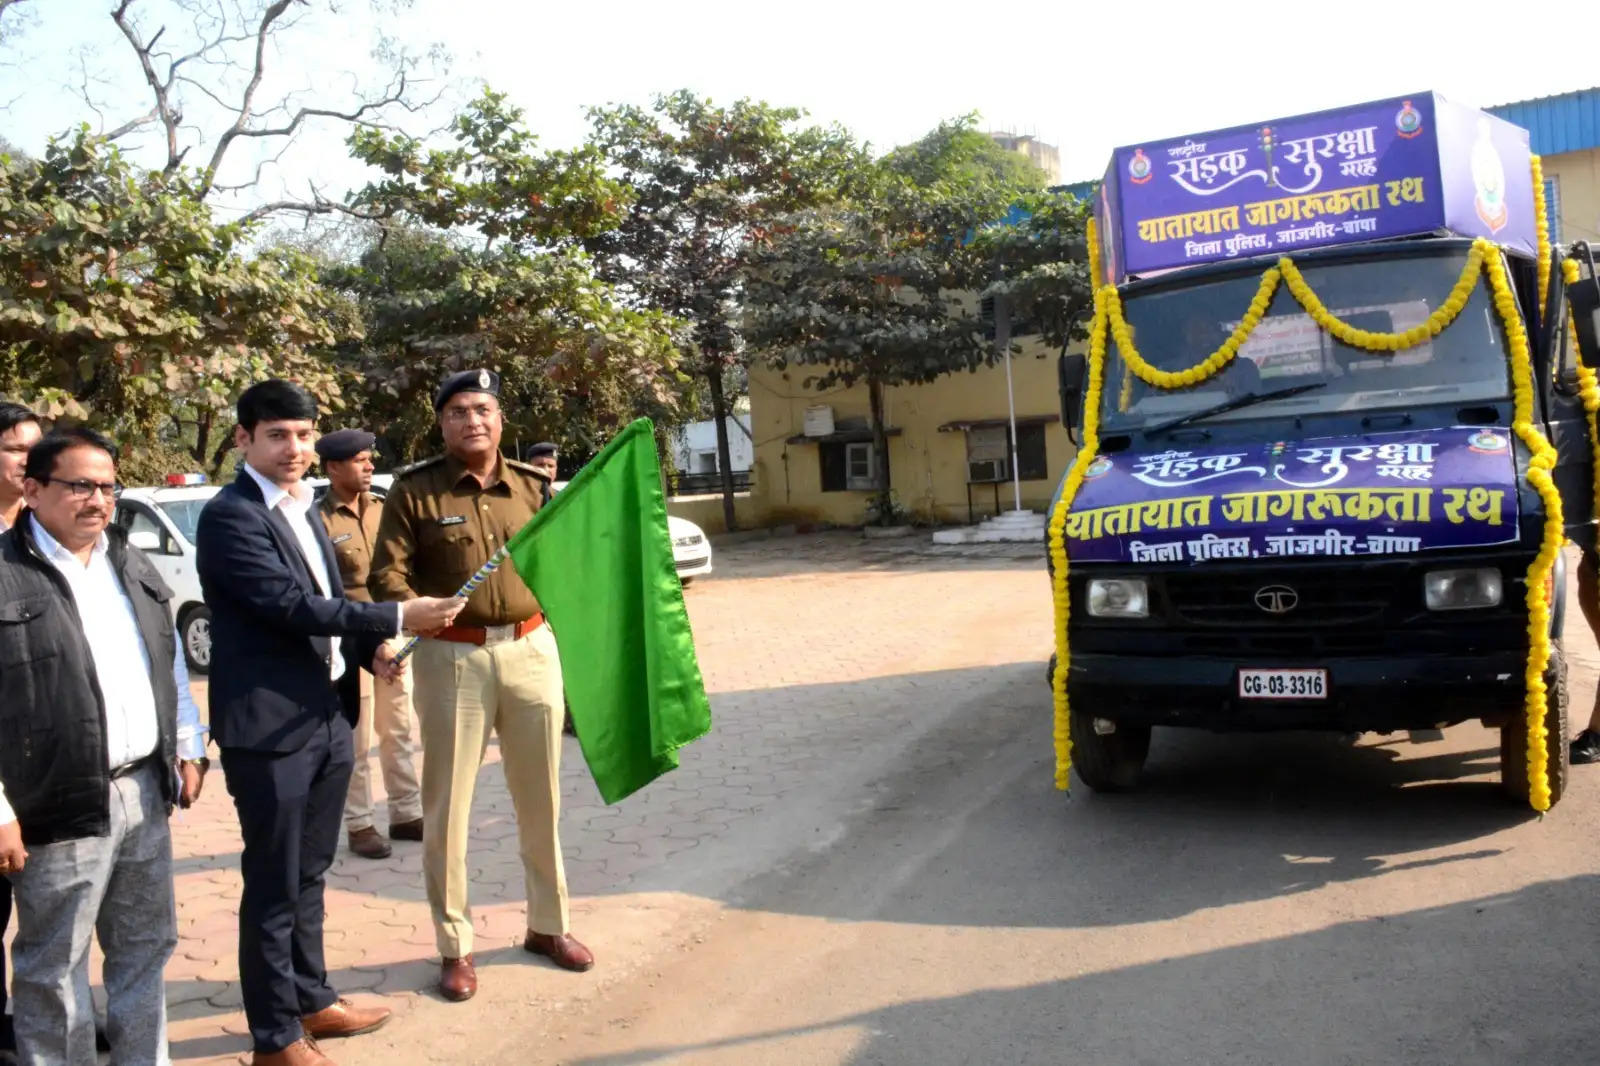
top-left (7, 762), bottom-right (177, 1066)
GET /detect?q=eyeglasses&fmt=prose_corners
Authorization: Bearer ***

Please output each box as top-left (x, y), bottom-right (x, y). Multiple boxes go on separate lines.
top-left (441, 404), bottom-right (500, 424)
top-left (38, 477), bottom-right (123, 501)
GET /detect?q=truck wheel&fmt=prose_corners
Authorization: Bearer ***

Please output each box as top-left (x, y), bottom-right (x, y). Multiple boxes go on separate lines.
top-left (181, 606), bottom-right (212, 675)
top-left (1069, 709), bottom-right (1151, 792)
top-left (1500, 639), bottom-right (1569, 808)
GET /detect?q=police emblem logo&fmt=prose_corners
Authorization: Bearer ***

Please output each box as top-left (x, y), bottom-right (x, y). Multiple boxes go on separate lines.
top-left (1394, 100), bottom-right (1423, 140)
top-left (1469, 118), bottom-right (1508, 234)
top-left (477, 369), bottom-right (491, 388)
top-left (1128, 148), bottom-right (1152, 185)
top-left (1084, 455), bottom-right (1114, 480)
top-left (1468, 430), bottom-right (1508, 454)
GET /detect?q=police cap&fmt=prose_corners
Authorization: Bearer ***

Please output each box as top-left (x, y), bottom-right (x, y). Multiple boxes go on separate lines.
top-left (527, 442), bottom-right (558, 459)
top-left (314, 428), bottom-right (375, 462)
top-left (434, 368), bottom-right (501, 412)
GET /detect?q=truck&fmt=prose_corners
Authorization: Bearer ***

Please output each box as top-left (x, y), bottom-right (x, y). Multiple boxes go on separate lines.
top-left (1048, 92), bottom-right (1600, 809)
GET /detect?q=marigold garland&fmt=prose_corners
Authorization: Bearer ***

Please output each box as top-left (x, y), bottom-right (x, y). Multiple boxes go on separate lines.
top-left (1533, 155), bottom-right (1552, 331)
top-left (1048, 235), bottom-right (1563, 809)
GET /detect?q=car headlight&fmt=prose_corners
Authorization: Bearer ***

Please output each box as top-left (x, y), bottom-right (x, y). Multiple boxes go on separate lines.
top-left (1087, 577), bottom-right (1149, 618)
top-left (1424, 568), bottom-right (1502, 610)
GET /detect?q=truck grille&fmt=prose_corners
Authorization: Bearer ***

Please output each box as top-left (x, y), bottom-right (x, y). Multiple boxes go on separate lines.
top-left (1163, 567), bottom-right (1400, 627)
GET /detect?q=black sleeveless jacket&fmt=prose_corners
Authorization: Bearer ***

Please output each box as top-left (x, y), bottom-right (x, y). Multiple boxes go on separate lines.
top-left (0, 517), bottom-right (179, 845)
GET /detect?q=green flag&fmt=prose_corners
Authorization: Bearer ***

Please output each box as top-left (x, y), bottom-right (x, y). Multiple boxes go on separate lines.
top-left (506, 418), bottom-right (712, 803)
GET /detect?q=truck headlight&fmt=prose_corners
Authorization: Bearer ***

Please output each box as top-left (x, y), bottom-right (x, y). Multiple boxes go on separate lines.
top-left (1424, 568), bottom-right (1502, 610)
top-left (1087, 577), bottom-right (1149, 618)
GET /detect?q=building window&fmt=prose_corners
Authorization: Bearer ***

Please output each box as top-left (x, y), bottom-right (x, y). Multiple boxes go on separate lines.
top-left (1544, 176), bottom-right (1562, 244)
top-left (819, 441), bottom-right (884, 492)
top-left (693, 450), bottom-right (718, 473)
top-left (964, 422), bottom-right (1049, 482)
top-left (1016, 423), bottom-right (1049, 481)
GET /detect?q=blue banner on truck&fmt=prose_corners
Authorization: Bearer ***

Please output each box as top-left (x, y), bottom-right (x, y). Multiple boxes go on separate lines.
top-left (1095, 93), bottom-right (1536, 283)
top-left (1062, 426), bottom-right (1521, 563)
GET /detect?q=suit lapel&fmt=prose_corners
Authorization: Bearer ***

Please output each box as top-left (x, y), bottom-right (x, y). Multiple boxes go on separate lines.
top-left (235, 470), bottom-right (317, 593)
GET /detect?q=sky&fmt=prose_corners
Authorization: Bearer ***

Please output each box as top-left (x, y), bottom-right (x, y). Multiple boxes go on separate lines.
top-left (3, 0), bottom-right (1599, 216)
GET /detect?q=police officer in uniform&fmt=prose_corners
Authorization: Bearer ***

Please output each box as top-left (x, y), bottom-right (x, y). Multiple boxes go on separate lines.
top-left (526, 442), bottom-right (558, 505)
top-left (315, 429), bottom-right (424, 860)
top-left (369, 370), bottom-right (592, 1004)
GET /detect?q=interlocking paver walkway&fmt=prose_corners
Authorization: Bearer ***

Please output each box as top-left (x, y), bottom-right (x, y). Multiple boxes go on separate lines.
top-left (2, 532), bottom-right (1049, 1064)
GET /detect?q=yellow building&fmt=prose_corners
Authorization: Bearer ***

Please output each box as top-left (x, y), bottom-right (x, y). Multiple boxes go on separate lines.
top-left (742, 332), bottom-right (1078, 529)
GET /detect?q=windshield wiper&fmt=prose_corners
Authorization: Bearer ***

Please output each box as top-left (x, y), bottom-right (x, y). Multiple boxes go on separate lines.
top-left (1144, 381), bottom-right (1329, 438)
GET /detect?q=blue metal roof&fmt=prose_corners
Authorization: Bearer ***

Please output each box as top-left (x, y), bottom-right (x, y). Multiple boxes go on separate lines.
top-left (1488, 88), bottom-right (1600, 157)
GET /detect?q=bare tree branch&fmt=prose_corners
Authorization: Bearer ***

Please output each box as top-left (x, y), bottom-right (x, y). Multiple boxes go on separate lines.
top-left (111, 0), bottom-right (188, 172)
top-left (198, 0), bottom-right (295, 197)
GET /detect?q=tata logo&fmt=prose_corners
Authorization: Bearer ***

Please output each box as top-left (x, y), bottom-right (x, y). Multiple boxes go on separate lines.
top-left (1254, 585), bottom-right (1299, 614)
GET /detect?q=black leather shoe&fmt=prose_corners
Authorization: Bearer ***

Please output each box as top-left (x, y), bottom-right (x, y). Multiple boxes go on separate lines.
top-left (1572, 729), bottom-right (1600, 765)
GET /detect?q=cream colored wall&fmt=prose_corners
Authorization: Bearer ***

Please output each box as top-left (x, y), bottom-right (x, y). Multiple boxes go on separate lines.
top-left (1546, 146), bottom-right (1600, 248)
top-left (747, 335), bottom-right (1082, 527)
top-left (666, 493), bottom-right (760, 535)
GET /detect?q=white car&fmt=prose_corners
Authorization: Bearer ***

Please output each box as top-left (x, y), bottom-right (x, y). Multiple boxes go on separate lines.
top-left (552, 480), bottom-right (712, 583)
top-left (114, 484), bottom-right (220, 673)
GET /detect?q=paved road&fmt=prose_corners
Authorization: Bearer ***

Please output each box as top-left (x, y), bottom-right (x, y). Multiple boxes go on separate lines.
top-left (30, 532), bottom-right (1600, 1064)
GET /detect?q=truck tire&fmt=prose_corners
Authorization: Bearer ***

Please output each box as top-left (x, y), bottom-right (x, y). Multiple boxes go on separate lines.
top-left (181, 605), bottom-right (212, 675)
top-left (1500, 639), bottom-right (1569, 808)
top-left (1047, 653), bottom-right (1152, 792)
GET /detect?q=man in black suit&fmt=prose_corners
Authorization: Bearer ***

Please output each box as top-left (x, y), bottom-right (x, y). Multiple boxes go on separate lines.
top-left (197, 381), bottom-right (462, 1066)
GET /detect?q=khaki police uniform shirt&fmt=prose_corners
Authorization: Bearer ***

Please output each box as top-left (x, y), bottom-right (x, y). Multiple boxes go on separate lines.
top-left (316, 489), bottom-right (383, 603)
top-left (369, 453), bottom-right (547, 627)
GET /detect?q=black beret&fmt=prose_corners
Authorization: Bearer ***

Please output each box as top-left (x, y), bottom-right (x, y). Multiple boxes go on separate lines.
top-left (527, 442), bottom-right (559, 458)
top-left (314, 428), bottom-right (375, 462)
top-left (434, 368), bottom-right (501, 412)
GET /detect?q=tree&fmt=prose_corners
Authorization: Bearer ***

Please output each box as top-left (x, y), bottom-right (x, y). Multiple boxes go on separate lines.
top-left (973, 188), bottom-right (1096, 355)
top-left (322, 226), bottom-right (687, 463)
top-left (743, 119), bottom-right (1047, 524)
top-left (0, 131), bottom-right (342, 473)
top-left (333, 92), bottom-right (688, 463)
top-left (583, 90), bottom-right (861, 529)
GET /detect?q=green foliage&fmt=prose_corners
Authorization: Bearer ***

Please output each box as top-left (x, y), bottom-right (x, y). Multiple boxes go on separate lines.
top-left (973, 188), bottom-right (1095, 353)
top-left (742, 117), bottom-right (1050, 522)
top-left (0, 130), bottom-right (343, 473)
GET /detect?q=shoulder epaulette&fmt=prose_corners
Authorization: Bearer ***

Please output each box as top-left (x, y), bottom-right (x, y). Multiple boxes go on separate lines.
top-left (504, 458), bottom-right (543, 477)
top-left (393, 455), bottom-right (445, 479)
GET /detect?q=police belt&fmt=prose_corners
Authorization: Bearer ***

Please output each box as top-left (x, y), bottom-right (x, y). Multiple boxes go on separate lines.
top-left (431, 614), bottom-right (544, 647)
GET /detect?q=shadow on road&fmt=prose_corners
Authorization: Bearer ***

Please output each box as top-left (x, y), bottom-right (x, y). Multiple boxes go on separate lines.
top-left (564, 873), bottom-right (1600, 1066)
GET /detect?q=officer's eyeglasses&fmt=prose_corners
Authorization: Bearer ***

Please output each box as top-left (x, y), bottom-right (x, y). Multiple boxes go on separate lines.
top-left (442, 404), bottom-right (499, 424)
top-left (37, 477), bottom-right (123, 501)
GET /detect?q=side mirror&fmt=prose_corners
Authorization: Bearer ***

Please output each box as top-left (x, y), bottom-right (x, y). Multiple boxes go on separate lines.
top-left (128, 529), bottom-right (163, 553)
top-left (1570, 277), bottom-right (1600, 371)
top-left (1058, 352), bottom-right (1086, 441)
top-left (1569, 242), bottom-right (1600, 371)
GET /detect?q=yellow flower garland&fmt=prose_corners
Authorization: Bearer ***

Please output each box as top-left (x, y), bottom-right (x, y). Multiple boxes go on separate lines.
top-left (1048, 236), bottom-right (1562, 809)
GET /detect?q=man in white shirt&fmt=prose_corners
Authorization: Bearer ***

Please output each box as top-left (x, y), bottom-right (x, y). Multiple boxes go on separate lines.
top-left (0, 400), bottom-right (41, 1057)
top-left (0, 427), bottom-right (208, 1066)
top-left (195, 381), bottom-right (463, 1066)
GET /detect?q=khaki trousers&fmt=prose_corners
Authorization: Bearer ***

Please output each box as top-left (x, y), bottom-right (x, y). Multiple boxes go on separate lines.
top-left (344, 636), bottom-right (423, 833)
top-left (413, 624), bottom-right (568, 958)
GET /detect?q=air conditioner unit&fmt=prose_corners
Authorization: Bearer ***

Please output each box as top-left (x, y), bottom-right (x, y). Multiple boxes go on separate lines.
top-left (803, 404), bottom-right (835, 437)
top-left (968, 458), bottom-right (1007, 483)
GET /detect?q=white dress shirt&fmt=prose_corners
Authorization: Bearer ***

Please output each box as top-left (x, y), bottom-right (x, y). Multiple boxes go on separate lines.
top-left (242, 465), bottom-right (400, 680)
top-left (0, 517), bottom-right (209, 825)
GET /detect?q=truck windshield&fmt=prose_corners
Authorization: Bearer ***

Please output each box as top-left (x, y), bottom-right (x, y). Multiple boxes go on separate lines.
top-left (1100, 247), bottom-right (1512, 434)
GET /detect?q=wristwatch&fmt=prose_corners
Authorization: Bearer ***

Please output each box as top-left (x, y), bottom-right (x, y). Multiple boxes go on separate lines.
top-left (182, 757), bottom-right (210, 772)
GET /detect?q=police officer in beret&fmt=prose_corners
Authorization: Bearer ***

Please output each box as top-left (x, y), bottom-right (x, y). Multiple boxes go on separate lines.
top-left (369, 369), bottom-right (592, 1003)
top-left (315, 429), bottom-right (424, 862)
top-left (526, 442), bottom-right (558, 505)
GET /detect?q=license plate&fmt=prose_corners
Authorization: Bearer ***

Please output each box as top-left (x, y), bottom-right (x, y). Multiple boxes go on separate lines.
top-left (1238, 668), bottom-right (1328, 700)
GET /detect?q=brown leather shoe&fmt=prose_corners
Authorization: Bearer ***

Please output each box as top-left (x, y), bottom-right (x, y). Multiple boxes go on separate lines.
top-left (439, 955), bottom-right (477, 1002)
top-left (388, 818), bottom-right (424, 842)
top-left (347, 827), bottom-right (392, 860)
top-left (250, 1036), bottom-right (335, 1065)
top-left (301, 997), bottom-right (392, 1039)
top-left (524, 931), bottom-right (594, 972)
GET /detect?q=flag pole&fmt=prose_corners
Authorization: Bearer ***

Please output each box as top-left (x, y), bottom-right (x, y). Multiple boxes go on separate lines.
top-left (391, 543), bottom-right (511, 665)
